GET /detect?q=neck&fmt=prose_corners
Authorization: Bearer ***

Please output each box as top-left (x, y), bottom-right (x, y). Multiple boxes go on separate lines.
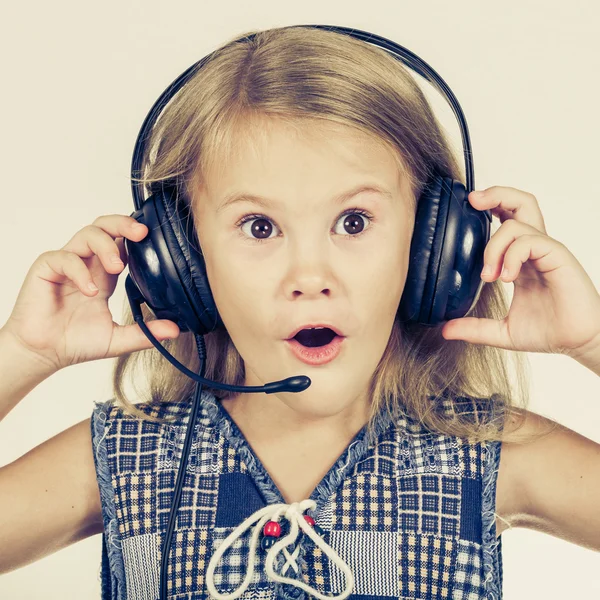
top-left (219, 389), bottom-right (371, 448)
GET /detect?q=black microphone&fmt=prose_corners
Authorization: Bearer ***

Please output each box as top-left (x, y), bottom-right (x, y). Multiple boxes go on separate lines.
top-left (125, 276), bottom-right (312, 394)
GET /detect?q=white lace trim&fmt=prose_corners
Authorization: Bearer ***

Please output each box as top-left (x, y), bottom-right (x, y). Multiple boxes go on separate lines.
top-left (206, 499), bottom-right (354, 600)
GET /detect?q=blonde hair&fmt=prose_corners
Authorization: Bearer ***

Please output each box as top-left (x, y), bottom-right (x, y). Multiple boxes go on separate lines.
top-left (113, 25), bottom-right (556, 443)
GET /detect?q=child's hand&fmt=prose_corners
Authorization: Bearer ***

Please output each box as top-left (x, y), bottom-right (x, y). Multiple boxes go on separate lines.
top-left (441, 186), bottom-right (600, 360)
top-left (2, 215), bottom-right (180, 372)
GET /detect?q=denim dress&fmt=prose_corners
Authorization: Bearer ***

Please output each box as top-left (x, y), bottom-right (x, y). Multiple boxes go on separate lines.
top-left (90, 390), bottom-right (504, 600)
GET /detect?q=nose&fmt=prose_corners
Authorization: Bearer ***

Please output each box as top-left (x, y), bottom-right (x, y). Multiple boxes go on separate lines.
top-left (283, 241), bottom-right (334, 300)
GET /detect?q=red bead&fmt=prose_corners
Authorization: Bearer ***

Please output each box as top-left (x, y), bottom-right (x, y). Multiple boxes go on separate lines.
top-left (263, 520), bottom-right (281, 537)
top-left (303, 515), bottom-right (315, 527)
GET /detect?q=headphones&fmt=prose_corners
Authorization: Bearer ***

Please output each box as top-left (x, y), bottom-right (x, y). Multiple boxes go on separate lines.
top-left (124, 24), bottom-right (491, 333)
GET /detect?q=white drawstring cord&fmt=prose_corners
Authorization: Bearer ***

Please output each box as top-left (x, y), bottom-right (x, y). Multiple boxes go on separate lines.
top-left (205, 499), bottom-right (354, 600)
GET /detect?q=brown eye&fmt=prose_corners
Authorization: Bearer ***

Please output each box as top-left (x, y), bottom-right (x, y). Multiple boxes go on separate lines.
top-left (344, 214), bottom-right (364, 234)
top-left (249, 218), bottom-right (273, 239)
top-left (239, 216), bottom-right (279, 242)
top-left (333, 211), bottom-right (371, 236)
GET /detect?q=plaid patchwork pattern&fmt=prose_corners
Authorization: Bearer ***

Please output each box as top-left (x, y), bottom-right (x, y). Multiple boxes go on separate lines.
top-left (399, 434), bottom-right (463, 476)
top-left (113, 472), bottom-right (156, 538)
top-left (398, 474), bottom-right (461, 539)
top-left (301, 536), bottom-right (332, 597)
top-left (331, 473), bottom-right (396, 532)
top-left (92, 392), bottom-right (503, 600)
top-left (460, 441), bottom-right (484, 480)
top-left (354, 426), bottom-right (399, 477)
top-left (156, 470), bottom-right (219, 532)
top-left (106, 414), bottom-right (161, 474)
top-left (158, 416), bottom-right (218, 476)
top-left (166, 527), bottom-right (211, 596)
top-left (398, 533), bottom-right (455, 598)
top-left (209, 527), bottom-right (269, 593)
top-left (218, 435), bottom-right (249, 475)
top-left (453, 540), bottom-right (485, 599)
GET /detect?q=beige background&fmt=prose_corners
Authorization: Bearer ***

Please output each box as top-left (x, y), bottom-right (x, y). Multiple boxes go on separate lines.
top-left (1, 0), bottom-right (599, 598)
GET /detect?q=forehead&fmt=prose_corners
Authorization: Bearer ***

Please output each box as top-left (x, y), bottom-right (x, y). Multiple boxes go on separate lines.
top-left (198, 116), bottom-right (406, 199)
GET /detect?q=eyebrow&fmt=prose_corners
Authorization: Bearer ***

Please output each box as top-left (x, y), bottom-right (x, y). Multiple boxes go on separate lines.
top-left (216, 184), bottom-right (392, 214)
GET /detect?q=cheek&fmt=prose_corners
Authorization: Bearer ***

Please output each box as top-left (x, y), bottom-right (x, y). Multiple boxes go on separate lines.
top-left (359, 260), bottom-right (406, 315)
top-left (195, 213), bottom-right (272, 334)
top-left (206, 254), bottom-right (268, 330)
top-left (361, 228), bottom-right (410, 295)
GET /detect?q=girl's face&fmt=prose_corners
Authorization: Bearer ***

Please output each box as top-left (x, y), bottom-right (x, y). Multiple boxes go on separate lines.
top-left (193, 118), bottom-right (415, 422)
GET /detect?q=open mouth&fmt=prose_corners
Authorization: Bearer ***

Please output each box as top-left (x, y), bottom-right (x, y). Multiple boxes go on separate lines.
top-left (292, 327), bottom-right (338, 347)
top-left (285, 327), bottom-right (345, 366)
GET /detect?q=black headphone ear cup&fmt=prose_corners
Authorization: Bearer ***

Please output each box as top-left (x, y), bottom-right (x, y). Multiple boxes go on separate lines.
top-left (398, 176), bottom-right (489, 325)
top-left (398, 176), bottom-right (447, 324)
top-left (125, 196), bottom-right (193, 333)
top-left (154, 187), bottom-right (224, 334)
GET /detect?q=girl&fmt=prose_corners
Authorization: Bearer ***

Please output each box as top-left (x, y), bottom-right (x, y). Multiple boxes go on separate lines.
top-left (1, 25), bottom-right (600, 600)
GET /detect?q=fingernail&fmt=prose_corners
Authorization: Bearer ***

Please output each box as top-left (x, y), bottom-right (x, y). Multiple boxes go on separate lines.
top-left (471, 190), bottom-right (486, 199)
top-left (481, 264), bottom-right (492, 277)
top-left (501, 267), bottom-right (509, 279)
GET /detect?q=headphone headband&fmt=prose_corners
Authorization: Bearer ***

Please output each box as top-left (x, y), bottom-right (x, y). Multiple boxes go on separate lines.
top-left (130, 24), bottom-right (482, 213)
top-left (125, 23), bottom-right (492, 333)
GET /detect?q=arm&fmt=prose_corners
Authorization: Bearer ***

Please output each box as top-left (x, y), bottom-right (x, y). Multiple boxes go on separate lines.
top-left (569, 332), bottom-right (600, 378)
top-left (500, 409), bottom-right (600, 551)
top-left (0, 417), bottom-right (103, 573)
top-left (0, 214), bottom-right (157, 571)
top-left (0, 328), bottom-right (59, 423)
